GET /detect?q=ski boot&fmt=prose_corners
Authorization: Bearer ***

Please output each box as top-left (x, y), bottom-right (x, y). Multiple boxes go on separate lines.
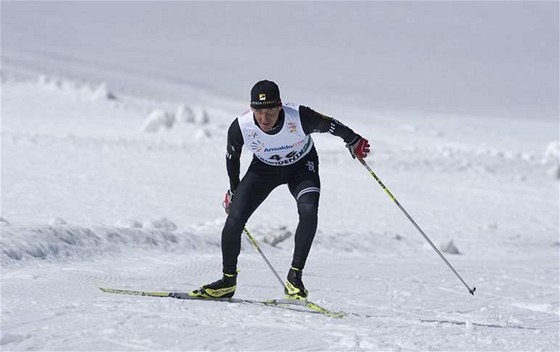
top-left (284, 267), bottom-right (308, 300)
top-left (191, 273), bottom-right (237, 298)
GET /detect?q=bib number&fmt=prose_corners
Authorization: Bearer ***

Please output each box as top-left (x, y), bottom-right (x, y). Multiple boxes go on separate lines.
top-left (269, 150), bottom-right (298, 161)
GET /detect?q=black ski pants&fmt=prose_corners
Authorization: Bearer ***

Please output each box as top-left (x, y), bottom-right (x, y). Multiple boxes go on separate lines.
top-left (222, 150), bottom-right (320, 275)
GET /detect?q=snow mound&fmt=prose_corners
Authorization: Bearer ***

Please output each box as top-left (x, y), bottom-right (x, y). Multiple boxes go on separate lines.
top-left (49, 217), bottom-right (67, 226)
top-left (0, 333), bottom-right (31, 346)
top-left (140, 109), bottom-right (175, 132)
top-left (140, 105), bottom-right (210, 133)
top-left (37, 75), bottom-right (116, 101)
top-left (175, 104), bottom-right (196, 123)
top-left (0, 217), bottom-right (10, 226)
top-left (254, 225), bottom-right (293, 247)
top-left (542, 141), bottom-right (560, 179)
top-left (1, 223), bottom-right (217, 266)
top-left (114, 219), bottom-right (143, 228)
top-left (175, 104), bottom-right (210, 125)
top-left (194, 128), bottom-right (212, 140)
top-left (441, 240), bottom-right (461, 255)
top-left (142, 217), bottom-right (178, 231)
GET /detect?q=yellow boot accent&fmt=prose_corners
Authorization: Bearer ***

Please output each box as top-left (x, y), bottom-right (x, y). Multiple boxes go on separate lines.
top-left (203, 285), bottom-right (236, 298)
top-left (285, 281), bottom-right (308, 300)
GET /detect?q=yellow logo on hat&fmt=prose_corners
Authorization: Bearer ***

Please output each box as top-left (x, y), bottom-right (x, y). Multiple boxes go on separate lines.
top-left (259, 93), bottom-right (267, 101)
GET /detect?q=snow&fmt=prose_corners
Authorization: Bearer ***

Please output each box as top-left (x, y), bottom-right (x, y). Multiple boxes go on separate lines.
top-left (1, 2), bottom-right (559, 351)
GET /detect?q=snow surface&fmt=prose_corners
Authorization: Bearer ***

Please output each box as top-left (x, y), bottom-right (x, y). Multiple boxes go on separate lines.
top-left (1, 2), bottom-right (559, 351)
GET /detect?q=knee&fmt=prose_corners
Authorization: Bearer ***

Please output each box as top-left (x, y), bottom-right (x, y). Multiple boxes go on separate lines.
top-left (227, 198), bottom-right (249, 222)
top-left (297, 200), bottom-right (318, 218)
top-left (223, 215), bottom-right (246, 234)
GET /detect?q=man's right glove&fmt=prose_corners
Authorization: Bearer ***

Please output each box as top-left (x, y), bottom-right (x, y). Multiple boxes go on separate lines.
top-left (346, 135), bottom-right (371, 159)
top-left (223, 189), bottom-right (234, 214)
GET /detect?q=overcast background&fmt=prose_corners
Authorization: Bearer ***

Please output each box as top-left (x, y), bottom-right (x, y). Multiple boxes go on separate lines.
top-left (2, 1), bottom-right (558, 120)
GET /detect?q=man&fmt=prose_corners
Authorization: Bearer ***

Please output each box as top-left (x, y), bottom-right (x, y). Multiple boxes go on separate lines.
top-left (193, 80), bottom-right (370, 300)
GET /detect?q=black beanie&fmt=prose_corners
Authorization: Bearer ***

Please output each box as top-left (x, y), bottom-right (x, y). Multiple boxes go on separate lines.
top-left (250, 80), bottom-right (281, 109)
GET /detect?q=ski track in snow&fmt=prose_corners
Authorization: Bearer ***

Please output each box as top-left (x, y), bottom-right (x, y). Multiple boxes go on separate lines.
top-left (1, 245), bottom-right (558, 351)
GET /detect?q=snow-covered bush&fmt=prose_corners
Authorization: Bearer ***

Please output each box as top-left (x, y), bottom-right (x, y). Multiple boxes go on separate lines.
top-left (142, 217), bottom-right (177, 232)
top-left (542, 141), bottom-right (559, 179)
top-left (175, 104), bottom-right (210, 125)
top-left (115, 219), bottom-right (143, 229)
top-left (90, 82), bottom-right (116, 101)
top-left (252, 225), bottom-right (292, 247)
top-left (441, 240), bottom-right (461, 255)
top-left (195, 128), bottom-right (212, 140)
top-left (195, 108), bottom-right (210, 125)
top-left (49, 217), bottom-right (67, 226)
top-left (37, 75), bottom-right (117, 101)
top-left (140, 109), bottom-right (175, 132)
top-left (175, 104), bottom-right (196, 123)
top-left (0, 217), bottom-right (10, 226)
top-left (141, 104), bottom-right (211, 133)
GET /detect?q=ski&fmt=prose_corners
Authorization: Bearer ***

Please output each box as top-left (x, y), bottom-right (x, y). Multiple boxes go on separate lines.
top-left (98, 287), bottom-right (345, 318)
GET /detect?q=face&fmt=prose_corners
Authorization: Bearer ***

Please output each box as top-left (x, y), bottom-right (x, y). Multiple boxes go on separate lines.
top-left (252, 106), bottom-right (282, 132)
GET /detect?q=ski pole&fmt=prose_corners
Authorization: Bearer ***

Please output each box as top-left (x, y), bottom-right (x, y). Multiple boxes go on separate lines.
top-left (243, 227), bottom-right (286, 291)
top-left (357, 157), bottom-right (476, 295)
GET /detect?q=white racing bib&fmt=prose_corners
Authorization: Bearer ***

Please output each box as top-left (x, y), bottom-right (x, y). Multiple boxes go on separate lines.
top-left (238, 103), bottom-right (314, 166)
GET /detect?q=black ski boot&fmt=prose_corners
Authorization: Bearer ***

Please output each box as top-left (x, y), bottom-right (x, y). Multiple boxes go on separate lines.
top-left (285, 267), bottom-right (308, 299)
top-left (191, 273), bottom-right (237, 298)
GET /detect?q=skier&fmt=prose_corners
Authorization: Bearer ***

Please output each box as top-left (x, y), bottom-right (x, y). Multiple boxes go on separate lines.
top-left (193, 80), bottom-right (370, 300)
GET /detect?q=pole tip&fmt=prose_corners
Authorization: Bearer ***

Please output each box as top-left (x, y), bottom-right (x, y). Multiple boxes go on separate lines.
top-left (469, 287), bottom-right (476, 295)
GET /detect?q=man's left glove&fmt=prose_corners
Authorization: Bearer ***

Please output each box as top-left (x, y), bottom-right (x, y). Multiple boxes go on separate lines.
top-left (223, 189), bottom-right (234, 214)
top-left (346, 135), bottom-right (371, 159)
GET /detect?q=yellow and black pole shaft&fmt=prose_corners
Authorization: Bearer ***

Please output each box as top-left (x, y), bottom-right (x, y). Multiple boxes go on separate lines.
top-left (243, 227), bottom-right (287, 291)
top-left (357, 157), bottom-right (476, 295)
